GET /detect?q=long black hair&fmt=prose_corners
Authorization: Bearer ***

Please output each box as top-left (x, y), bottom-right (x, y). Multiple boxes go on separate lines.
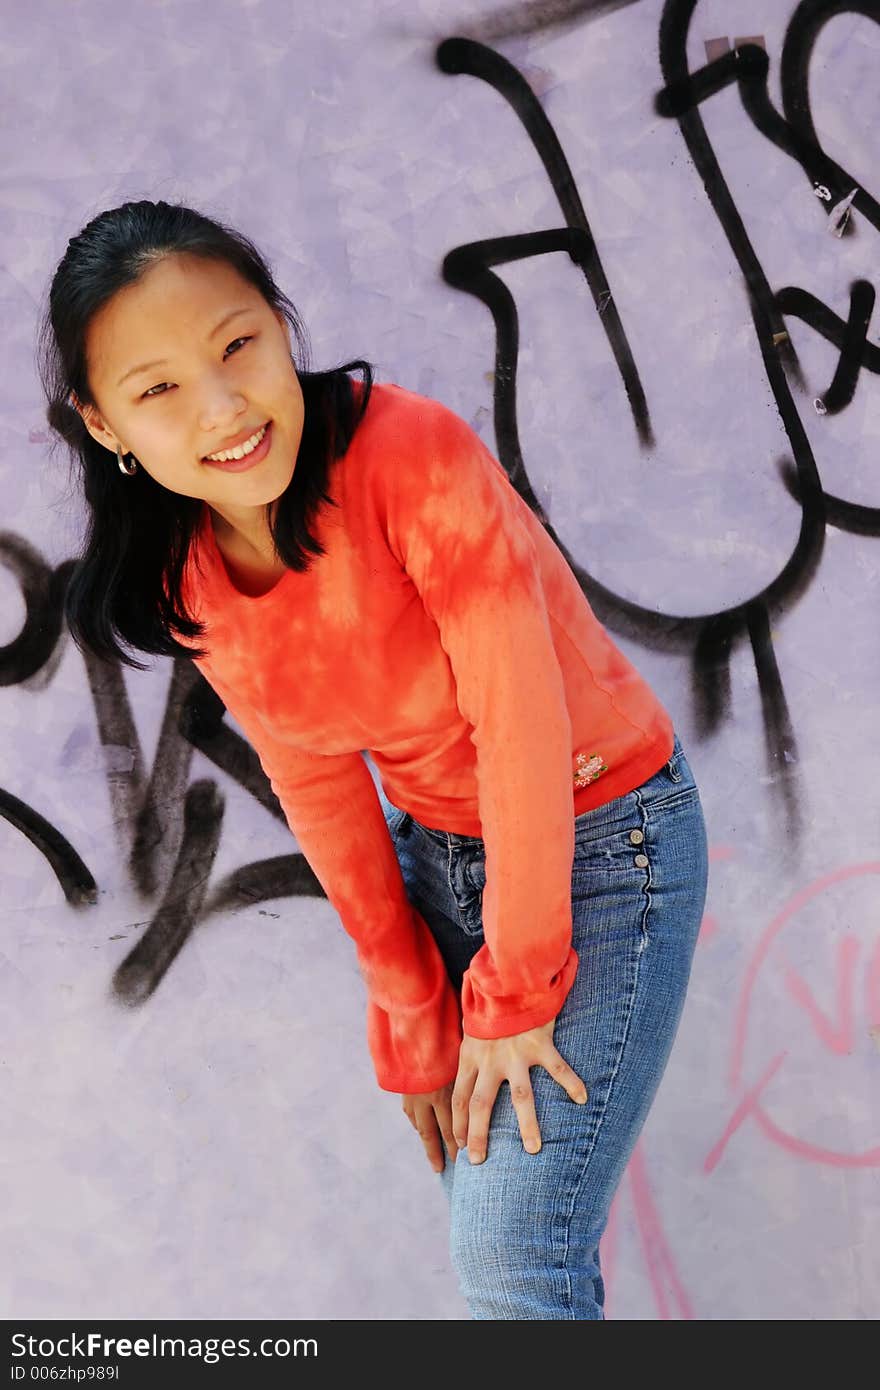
top-left (35, 199), bottom-right (374, 671)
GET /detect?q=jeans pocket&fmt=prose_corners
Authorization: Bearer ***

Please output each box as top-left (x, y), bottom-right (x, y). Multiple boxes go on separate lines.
top-left (449, 843), bottom-right (486, 938)
top-left (665, 731), bottom-right (685, 782)
top-left (384, 803), bottom-right (412, 838)
top-left (573, 815), bottom-right (651, 874)
top-left (639, 753), bottom-right (700, 815)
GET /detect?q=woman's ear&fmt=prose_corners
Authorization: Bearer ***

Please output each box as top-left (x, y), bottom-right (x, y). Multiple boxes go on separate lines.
top-left (68, 393), bottom-right (119, 455)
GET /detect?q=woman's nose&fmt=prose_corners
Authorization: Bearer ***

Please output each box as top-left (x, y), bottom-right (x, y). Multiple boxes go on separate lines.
top-left (199, 387), bottom-right (248, 429)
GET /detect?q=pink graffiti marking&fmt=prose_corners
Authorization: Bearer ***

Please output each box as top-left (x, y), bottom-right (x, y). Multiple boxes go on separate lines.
top-left (628, 1140), bottom-right (695, 1320)
top-left (783, 934), bottom-right (860, 1055)
top-left (697, 846), bottom-right (736, 945)
top-left (710, 861), bottom-right (880, 1169)
top-left (729, 862), bottom-right (880, 1087)
top-left (602, 1138), bottom-right (696, 1320)
top-left (704, 1050), bottom-right (788, 1174)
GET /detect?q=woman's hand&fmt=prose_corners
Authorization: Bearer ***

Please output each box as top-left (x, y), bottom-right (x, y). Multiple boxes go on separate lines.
top-left (401, 1081), bottom-right (462, 1173)
top-left (453, 1018), bottom-right (588, 1164)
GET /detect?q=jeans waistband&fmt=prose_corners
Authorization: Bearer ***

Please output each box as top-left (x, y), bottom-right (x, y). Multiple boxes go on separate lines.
top-left (379, 730), bottom-right (691, 849)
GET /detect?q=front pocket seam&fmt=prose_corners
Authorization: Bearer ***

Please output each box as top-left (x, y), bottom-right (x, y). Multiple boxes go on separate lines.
top-left (450, 847), bottom-right (485, 936)
top-left (647, 783), bottom-right (700, 815)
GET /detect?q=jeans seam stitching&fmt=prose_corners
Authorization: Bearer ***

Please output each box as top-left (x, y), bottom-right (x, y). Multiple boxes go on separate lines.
top-left (446, 834), bottom-right (455, 923)
top-left (633, 788), bottom-right (653, 943)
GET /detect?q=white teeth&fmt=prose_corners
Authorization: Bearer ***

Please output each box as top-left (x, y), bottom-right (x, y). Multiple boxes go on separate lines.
top-left (205, 423), bottom-right (268, 461)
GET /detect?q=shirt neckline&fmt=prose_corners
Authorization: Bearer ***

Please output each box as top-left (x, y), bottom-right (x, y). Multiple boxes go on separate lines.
top-left (199, 502), bottom-right (295, 604)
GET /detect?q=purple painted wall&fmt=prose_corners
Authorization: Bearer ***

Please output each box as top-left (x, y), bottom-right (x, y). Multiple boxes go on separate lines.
top-left (3, 0), bottom-right (878, 1319)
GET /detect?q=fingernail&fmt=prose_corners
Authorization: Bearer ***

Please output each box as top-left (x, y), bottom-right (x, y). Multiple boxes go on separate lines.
top-left (575, 1091), bottom-right (588, 1104)
top-left (468, 1150), bottom-right (484, 1164)
top-left (525, 1138), bottom-right (541, 1154)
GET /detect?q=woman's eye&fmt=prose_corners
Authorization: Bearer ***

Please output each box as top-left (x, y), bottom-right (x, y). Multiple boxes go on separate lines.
top-left (141, 337), bottom-right (253, 398)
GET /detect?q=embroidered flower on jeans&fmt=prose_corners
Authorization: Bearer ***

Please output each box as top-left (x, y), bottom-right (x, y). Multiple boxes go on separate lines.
top-left (573, 752), bottom-right (608, 788)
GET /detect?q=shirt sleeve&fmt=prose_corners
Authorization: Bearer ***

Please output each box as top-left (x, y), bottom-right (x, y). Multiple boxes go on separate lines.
top-left (192, 658), bottom-right (464, 1094)
top-left (378, 397), bottom-right (580, 1040)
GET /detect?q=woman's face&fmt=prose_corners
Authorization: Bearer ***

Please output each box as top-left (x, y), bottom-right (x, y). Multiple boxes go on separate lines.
top-left (75, 252), bottom-right (305, 530)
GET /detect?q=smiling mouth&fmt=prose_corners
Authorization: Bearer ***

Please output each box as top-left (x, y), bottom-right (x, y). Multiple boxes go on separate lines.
top-left (202, 420), bottom-right (272, 461)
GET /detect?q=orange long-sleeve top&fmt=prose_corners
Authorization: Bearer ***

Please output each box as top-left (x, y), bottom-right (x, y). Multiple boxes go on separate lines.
top-left (180, 381), bottom-right (674, 1093)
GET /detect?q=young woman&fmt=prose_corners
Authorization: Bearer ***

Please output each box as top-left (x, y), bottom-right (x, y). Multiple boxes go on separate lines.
top-left (39, 199), bottom-right (709, 1320)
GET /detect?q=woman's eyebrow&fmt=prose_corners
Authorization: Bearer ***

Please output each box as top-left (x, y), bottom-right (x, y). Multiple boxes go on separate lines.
top-left (116, 306), bottom-right (255, 387)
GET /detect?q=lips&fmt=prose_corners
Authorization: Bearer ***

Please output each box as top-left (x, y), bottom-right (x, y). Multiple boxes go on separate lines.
top-left (202, 419), bottom-right (274, 472)
top-left (202, 420), bottom-right (270, 460)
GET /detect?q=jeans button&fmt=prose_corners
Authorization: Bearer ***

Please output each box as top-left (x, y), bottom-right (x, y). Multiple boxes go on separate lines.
top-left (634, 853), bottom-right (649, 868)
top-left (629, 828), bottom-right (644, 844)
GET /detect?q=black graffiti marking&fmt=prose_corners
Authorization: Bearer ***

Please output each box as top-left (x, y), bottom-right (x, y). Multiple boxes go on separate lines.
top-left (693, 602), bottom-right (804, 840)
top-left (647, 0), bottom-right (880, 803)
top-left (778, 456), bottom-right (880, 536)
top-left (656, 4), bottom-right (880, 528)
top-left (436, 36), bottom-right (654, 448)
top-left (653, 0), bottom-right (878, 575)
top-left (114, 770), bottom-right (330, 1004)
top-left (0, 534), bottom-right (72, 687)
top-left (656, 43), bottom-right (751, 119)
top-left (0, 537), bottom-right (331, 1006)
top-left (815, 280), bottom-right (876, 413)
top-left (112, 778), bottom-right (224, 1005)
top-left (775, 286), bottom-right (880, 374)
top-left (659, 42), bottom-right (805, 192)
top-left (429, 5), bottom-right (880, 827)
top-left (128, 656), bottom-right (199, 902)
top-left (776, 281), bottom-right (879, 415)
top-left (80, 644), bottom-right (149, 854)
top-left (457, 0), bottom-right (642, 42)
top-left (657, 1), bottom-right (880, 233)
top-left (0, 529), bottom-right (326, 876)
top-left (109, 668), bottom-right (330, 1000)
top-left (202, 853), bottom-right (324, 917)
top-left (781, 0), bottom-right (880, 230)
top-left (0, 786), bottom-right (97, 906)
top-left (430, 21), bottom-right (822, 801)
top-left (692, 612), bottom-right (734, 730)
top-left (746, 602), bottom-right (803, 841)
top-left (653, 14), bottom-right (873, 233)
top-left (655, 39), bottom-right (860, 231)
top-left (444, 228), bottom-right (616, 508)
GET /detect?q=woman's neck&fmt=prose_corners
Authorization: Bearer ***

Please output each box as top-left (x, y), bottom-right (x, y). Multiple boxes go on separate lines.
top-left (208, 500), bottom-right (279, 567)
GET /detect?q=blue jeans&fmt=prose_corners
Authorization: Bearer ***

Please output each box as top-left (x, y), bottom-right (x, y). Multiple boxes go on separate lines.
top-left (378, 731), bottom-right (709, 1320)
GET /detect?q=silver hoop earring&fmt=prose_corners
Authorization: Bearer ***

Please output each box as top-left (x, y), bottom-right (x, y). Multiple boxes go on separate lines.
top-left (117, 442), bottom-right (138, 476)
